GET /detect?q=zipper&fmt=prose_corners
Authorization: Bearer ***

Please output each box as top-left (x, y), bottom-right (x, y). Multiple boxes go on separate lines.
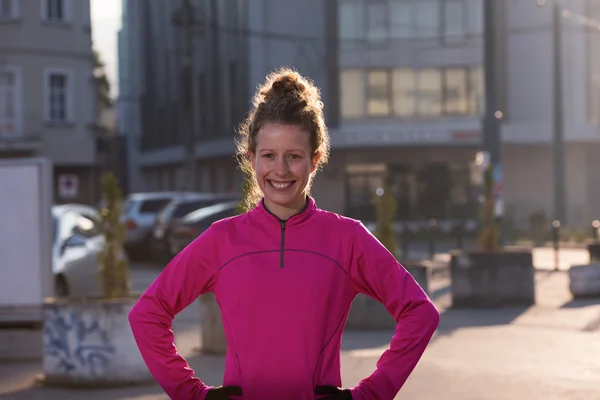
top-left (279, 219), bottom-right (286, 268)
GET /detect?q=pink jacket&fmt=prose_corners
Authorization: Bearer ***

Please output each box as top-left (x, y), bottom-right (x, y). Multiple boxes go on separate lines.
top-left (129, 197), bottom-right (440, 400)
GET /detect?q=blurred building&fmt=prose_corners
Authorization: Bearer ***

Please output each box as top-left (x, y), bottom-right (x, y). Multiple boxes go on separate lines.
top-left (119, 0), bottom-right (333, 195)
top-left (0, 0), bottom-right (98, 204)
top-left (120, 0), bottom-right (600, 227)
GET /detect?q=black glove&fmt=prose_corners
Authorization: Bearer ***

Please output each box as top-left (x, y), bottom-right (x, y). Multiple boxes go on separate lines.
top-left (315, 385), bottom-right (353, 400)
top-left (206, 385), bottom-right (242, 400)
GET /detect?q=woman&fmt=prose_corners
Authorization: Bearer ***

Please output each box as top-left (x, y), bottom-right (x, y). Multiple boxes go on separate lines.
top-left (129, 68), bottom-right (440, 400)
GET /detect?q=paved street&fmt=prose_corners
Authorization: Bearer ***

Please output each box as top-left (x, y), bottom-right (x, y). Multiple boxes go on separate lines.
top-left (0, 247), bottom-right (599, 399)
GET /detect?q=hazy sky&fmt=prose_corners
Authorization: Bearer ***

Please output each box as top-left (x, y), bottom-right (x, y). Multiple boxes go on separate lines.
top-left (91, 0), bottom-right (122, 97)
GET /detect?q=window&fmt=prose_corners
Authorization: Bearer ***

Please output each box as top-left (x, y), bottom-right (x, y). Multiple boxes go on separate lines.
top-left (0, 66), bottom-right (21, 136)
top-left (392, 69), bottom-right (417, 117)
top-left (443, 68), bottom-right (468, 114)
top-left (45, 69), bottom-right (72, 123)
top-left (469, 66), bottom-right (484, 115)
top-left (339, 1), bottom-right (365, 40)
top-left (0, 0), bottom-right (19, 19)
top-left (139, 198), bottom-right (172, 213)
top-left (417, 69), bottom-right (442, 116)
top-left (366, 1), bottom-right (387, 45)
top-left (367, 70), bottom-right (391, 116)
top-left (389, 2), bottom-right (412, 39)
top-left (443, 0), bottom-right (466, 43)
top-left (340, 66), bottom-right (482, 119)
top-left (42, 0), bottom-right (70, 23)
top-left (415, 0), bottom-right (440, 39)
top-left (340, 69), bottom-right (365, 118)
top-left (467, 0), bottom-right (484, 35)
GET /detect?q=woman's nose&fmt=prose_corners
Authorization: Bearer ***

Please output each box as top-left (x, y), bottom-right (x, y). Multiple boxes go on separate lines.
top-left (274, 157), bottom-right (290, 175)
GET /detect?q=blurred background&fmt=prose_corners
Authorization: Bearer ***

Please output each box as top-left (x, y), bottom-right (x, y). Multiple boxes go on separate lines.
top-left (3, 0), bottom-right (600, 243)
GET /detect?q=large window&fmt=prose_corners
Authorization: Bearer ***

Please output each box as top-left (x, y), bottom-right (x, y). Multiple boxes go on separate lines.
top-left (341, 66), bottom-right (483, 119)
top-left (339, 0), bottom-right (483, 46)
top-left (0, 66), bottom-right (21, 136)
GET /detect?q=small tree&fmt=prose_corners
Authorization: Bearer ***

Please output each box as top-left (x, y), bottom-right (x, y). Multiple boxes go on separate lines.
top-left (478, 166), bottom-right (500, 253)
top-left (373, 186), bottom-right (398, 257)
top-left (98, 172), bottom-right (131, 299)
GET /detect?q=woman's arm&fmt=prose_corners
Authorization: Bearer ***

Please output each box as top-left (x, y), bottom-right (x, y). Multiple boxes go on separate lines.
top-left (347, 222), bottom-right (440, 400)
top-left (129, 224), bottom-right (221, 400)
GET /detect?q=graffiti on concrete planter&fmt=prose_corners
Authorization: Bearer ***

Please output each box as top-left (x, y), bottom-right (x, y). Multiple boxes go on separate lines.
top-left (44, 308), bottom-right (116, 376)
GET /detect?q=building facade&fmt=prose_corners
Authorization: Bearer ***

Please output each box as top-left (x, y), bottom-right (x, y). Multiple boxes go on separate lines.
top-left (121, 0), bottom-right (600, 227)
top-left (120, 0), bottom-right (334, 194)
top-left (0, 0), bottom-right (97, 204)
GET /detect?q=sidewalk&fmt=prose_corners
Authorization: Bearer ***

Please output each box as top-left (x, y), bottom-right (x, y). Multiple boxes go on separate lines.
top-left (1, 253), bottom-right (599, 399)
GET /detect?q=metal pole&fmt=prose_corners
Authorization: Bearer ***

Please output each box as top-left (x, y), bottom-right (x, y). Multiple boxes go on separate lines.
top-left (482, 0), bottom-right (503, 242)
top-left (553, 1), bottom-right (567, 224)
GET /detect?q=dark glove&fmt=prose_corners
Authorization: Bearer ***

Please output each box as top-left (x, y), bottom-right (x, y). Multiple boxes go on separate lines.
top-left (315, 385), bottom-right (352, 400)
top-left (206, 385), bottom-right (242, 400)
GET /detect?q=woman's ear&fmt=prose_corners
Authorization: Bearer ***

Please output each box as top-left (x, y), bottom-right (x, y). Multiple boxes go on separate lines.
top-left (249, 151), bottom-right (256, 169)
top-left (311, 152), bottom-right (322, 173)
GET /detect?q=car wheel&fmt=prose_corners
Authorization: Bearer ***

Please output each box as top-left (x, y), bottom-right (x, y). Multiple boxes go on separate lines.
top-left (55, 275), bottom-right (70, 297)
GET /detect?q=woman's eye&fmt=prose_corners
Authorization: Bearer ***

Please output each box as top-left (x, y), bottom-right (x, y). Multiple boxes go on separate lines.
top-left (288, 154), bottom-right (300, 159)
top-left (263, 153), bottom-right (274, 159)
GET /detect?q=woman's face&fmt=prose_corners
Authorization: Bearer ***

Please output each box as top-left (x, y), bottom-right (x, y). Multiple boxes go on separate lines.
top-left (250, 123), bottom-right (319, 215)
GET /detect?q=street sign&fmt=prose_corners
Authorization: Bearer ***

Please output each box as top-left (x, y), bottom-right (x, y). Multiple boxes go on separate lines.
top-left (58, 174), bottom-right (78, 199)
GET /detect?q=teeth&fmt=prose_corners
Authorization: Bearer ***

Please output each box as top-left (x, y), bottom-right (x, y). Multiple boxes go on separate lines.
top-left (270, 180), bottom-right (293, 189)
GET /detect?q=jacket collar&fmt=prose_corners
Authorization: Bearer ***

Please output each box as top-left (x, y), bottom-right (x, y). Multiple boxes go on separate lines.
top-left (256, 195), bottom-right (317, 226)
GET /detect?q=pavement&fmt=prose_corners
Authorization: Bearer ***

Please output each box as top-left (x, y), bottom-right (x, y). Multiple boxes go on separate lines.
top-left (1, 246), bottom-right (599, 399)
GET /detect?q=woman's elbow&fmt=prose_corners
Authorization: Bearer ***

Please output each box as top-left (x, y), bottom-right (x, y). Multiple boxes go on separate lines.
top-left (423, 301), bottom-right (440, 335)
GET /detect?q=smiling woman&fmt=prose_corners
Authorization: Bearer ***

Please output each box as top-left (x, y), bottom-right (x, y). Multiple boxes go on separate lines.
top-left (129, 67), bottom-right (440, 400)
top-left (235, 68), bottom-right (330, 218)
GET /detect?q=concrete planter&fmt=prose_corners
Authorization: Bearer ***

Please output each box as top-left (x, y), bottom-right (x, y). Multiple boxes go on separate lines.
top-left (198, 293), bottom-right (227, 354)
top-left (42, 296), bottom-right (153, 387)
top-left (588, 244), bottom-right (600, 262)
top-left (569, 263), bottom-right (600, 297)
top-left (450, 250), bottom-right (535, 308)
top-left (345, 260), bottom-right (432, 330)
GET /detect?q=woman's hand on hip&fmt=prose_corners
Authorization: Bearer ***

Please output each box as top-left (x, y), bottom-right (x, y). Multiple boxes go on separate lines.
top-left (315, 385), bottom-right (352, 399)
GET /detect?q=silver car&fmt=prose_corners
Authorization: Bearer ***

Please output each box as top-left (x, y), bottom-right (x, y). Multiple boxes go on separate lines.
top-left (120, 192), bottom-right (194, 259)
top-left (52, 204), bottom-right (105, 297)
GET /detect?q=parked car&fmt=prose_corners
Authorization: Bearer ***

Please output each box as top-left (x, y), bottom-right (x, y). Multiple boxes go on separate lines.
top-left (52, 204), bottom-right (105, 297)
top-left (120, 192), bottom-right (195, 259)
top-left (168, 201), bottom-right (240, 256)
top-left (150, 193), bottom-right (240, 260)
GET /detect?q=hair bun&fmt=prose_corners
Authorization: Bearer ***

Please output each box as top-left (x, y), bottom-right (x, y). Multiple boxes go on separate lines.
top-left (257, 69), bottom-right (323, 111)
top-left (262, 74), bottom-right (306, 105)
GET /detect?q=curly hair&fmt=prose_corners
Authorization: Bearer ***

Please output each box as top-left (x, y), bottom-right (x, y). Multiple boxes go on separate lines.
top-left (235, 67), bottom-right (331, 212)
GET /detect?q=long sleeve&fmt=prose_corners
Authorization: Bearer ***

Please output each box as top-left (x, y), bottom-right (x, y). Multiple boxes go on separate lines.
top-left (347, 222), bottom-right (440, 400)
top-left (128, 225), bottom-right (221, 400)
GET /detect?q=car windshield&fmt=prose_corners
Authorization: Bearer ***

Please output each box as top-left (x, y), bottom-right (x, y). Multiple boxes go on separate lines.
top-left (139, 198), bottom-right (172, 213)
top-left (183, 202), bottom-right (239, 223)
top-left (172, 200), bottom-right (223, 219)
